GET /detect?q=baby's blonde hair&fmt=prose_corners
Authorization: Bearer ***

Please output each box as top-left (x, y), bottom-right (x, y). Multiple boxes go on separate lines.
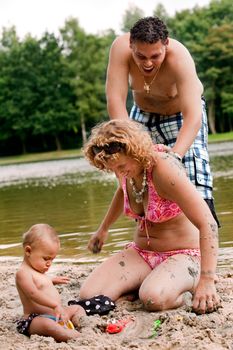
top-left (22, 223), bottom-right (59, 248)
top-left (84, 119), bottom-right (156, 170)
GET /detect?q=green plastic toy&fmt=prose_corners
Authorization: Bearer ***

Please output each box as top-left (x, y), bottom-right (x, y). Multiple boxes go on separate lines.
top-left (149, 319), bottom-right (161, 338)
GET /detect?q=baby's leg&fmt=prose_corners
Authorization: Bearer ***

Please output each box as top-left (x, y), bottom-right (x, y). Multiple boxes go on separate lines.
top-left (29, 316), bottom-right (81, 342)
top-left (66, 305), bottom-right (87, 329)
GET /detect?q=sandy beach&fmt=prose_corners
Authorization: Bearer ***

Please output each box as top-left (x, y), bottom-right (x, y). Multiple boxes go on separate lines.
top-left (0, 258), bottom-right (232, 350)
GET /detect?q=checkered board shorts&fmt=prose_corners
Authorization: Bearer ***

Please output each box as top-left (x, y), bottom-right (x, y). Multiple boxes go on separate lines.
top-left (130, 98), bottom-right (213, 199)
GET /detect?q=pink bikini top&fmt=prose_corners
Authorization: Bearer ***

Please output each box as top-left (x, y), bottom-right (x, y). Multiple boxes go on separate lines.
top-left (122, 167), bottom-right (182, 231)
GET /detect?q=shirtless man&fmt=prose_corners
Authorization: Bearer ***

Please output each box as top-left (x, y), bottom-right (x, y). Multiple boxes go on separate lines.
top-left (106, 16), bottom-right (219, 225)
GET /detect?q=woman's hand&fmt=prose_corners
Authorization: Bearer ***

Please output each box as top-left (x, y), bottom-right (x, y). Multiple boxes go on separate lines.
top-left (192, 277), bottom-right (220, 314)
top-left (88, 229), bottom-right (108, 254)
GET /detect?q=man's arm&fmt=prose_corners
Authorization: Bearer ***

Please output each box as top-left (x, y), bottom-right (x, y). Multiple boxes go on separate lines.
top-left (170, 43), bottom-right (203, 157)
top-left (106, 35), bottom-right (130, 119)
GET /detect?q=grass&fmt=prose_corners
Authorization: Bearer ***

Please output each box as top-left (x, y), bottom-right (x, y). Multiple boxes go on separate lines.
top-left (0, 149), bottom-right (83, 166)
top-left (208, 131), bottom-right (233, 143)
top-left (0, 131), bottom-right (232, 166)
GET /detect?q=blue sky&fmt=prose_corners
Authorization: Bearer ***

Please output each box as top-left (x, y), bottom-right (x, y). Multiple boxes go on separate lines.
top-left (0, 0), bottom-right (211, 38)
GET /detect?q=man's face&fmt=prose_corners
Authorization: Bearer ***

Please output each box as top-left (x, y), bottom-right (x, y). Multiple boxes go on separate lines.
top-left (130, 39), bottom-right (168, 76)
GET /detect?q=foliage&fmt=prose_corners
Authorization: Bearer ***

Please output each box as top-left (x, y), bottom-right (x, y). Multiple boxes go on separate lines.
top-left (60, 18), bottom-right (115, 142)
top-left (0, 0), bottom-right (232, 156)
top-left (153, 3), bottom-right (170, 24)
top-left (121, 4), bottom-right (145, 33)
top-left (168, 0), bottom-right (233, 133)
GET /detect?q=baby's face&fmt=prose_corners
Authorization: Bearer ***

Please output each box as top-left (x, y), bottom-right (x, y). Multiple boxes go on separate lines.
top-left (27, 239), bottom-right (60, 273)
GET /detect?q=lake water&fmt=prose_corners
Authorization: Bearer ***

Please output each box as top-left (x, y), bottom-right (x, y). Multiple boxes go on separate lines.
top-left (0, 155), bottom-right (232, 267)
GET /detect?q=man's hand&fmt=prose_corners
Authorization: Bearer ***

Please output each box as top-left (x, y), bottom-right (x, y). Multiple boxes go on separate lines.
top-left (154, 144), bottom-right (183, 161)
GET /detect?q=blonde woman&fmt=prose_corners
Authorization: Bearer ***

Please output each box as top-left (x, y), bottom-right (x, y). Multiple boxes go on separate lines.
top-left (80, 119), bottom-right (220, 315)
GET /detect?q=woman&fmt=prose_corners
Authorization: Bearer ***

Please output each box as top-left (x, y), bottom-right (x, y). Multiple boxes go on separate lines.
top-left (80, 119), bottom-right (220, 314)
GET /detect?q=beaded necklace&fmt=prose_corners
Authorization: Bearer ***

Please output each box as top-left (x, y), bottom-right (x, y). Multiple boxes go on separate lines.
top-left (129, 169), bottom-right (147, 203)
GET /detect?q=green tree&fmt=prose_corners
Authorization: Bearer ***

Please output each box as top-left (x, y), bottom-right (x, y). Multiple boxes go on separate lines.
top-left (31, 32), bottom-right (79, 150)
top-left (0, 29), bottom-right (79, 153)
top-left (168, 0), bottom-right (233, 133)
top-left (0, 31), bottom-right (39, 153)
top-left (153, 3), bottom-right (170, 24)
top-left (121, 4), bottom-right (145, 33)
top-left (60, 18), bottom-right (115, 144)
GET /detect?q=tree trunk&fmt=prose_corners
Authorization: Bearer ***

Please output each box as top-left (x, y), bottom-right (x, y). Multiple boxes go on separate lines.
top-left (208, 99), bottom-right (216, 134)
top-left (55, 135), bottom-right (62, 151)
top-left (22, 141), bottom-right (27, 154)
top-left (21, 136), bottom-right (27, 154)
top-left (81, 115), bottom-right (87, 145)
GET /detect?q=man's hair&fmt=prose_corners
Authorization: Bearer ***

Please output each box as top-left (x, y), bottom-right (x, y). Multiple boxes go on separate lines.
top-left (130, 16), bottom-right (169, 44)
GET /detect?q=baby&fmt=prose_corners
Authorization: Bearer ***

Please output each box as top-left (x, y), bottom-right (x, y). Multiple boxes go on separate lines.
top-left (16, 223), bottom-right (86, 342)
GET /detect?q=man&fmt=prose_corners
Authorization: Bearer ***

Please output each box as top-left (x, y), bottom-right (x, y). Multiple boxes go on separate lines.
top-left (106, 16), bottom-right (219, 225)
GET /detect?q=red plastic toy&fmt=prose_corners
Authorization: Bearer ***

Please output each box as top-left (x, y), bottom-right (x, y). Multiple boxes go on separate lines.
top-left (106, 319), bottom-right (132, 334)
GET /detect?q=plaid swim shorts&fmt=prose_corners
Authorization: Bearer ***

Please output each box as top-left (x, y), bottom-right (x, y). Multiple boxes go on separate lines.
top-left (130, 98), bottom-right (213, 200)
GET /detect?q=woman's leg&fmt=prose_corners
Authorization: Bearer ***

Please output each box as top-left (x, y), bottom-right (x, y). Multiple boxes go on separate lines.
top-left (29, 316), bottom-right (80, 342)
top-left (79, 247), bottom-right (151, 300)
top-left (139, 254), bottom-right (200, 311)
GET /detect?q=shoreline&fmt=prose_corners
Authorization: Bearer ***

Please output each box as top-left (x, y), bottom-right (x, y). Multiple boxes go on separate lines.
top-left (0, 141), bottom-right (233, 167)
top-left (208, 141), bottom-right (233, 157)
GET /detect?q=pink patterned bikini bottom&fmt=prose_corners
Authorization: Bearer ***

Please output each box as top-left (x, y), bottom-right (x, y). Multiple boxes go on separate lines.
top-left (126, 242), bottom-right (200, 269)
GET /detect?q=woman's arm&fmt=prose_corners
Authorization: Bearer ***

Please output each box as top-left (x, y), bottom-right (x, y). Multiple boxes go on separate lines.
top-left (153, 154), bottom-right (219, 313)
top-left (88, 186), bottom-right (124, 253)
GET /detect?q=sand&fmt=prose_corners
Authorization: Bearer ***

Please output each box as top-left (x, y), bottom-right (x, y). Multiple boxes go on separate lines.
top-left (0, 259), bottom-right (232, 350)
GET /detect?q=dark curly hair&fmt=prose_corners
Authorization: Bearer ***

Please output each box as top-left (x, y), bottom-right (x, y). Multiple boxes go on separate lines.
top-left (130, 16), bottom-right (169, 45)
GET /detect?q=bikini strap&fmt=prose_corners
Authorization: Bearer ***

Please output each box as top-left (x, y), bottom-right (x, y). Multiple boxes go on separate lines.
top-left (146, 167), bottom-right (154, 186)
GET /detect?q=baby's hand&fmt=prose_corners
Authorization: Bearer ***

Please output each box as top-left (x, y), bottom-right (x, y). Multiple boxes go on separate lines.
top-left (52, 276), bottom-right (70, 285)
top-left (54, 305), bottom-right (69, 324)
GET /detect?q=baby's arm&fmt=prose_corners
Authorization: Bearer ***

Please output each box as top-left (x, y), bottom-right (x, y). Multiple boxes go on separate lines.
top-left (16, 269), bottom-right (69, 322)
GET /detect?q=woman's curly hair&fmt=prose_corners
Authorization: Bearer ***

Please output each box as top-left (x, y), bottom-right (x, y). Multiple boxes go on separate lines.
top-left (84, 119), bottom-right (156, 171)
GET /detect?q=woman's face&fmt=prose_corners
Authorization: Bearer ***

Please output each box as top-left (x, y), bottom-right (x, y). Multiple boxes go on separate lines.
top-left (106, 153), bottom-right (143, 178)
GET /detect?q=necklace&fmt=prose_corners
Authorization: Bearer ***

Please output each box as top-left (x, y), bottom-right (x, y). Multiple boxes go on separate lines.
top-left (143, 65), bottom-right (161, 94)
top-left (129, 169), bottom-right (147, 203)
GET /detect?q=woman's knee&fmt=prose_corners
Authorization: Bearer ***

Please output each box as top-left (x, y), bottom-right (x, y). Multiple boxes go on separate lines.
top-left (139, 286), bottom-right (177, 311)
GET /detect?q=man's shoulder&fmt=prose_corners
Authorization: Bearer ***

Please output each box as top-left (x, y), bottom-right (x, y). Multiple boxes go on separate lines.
top-left (167, 38), bottom-right (194, 68)
top-left (110, 33), bottom-right (131, 60)
top-left (112, 33), bottom-right (130, 48)
top-left (168, 38), bottom-right (191, 56)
